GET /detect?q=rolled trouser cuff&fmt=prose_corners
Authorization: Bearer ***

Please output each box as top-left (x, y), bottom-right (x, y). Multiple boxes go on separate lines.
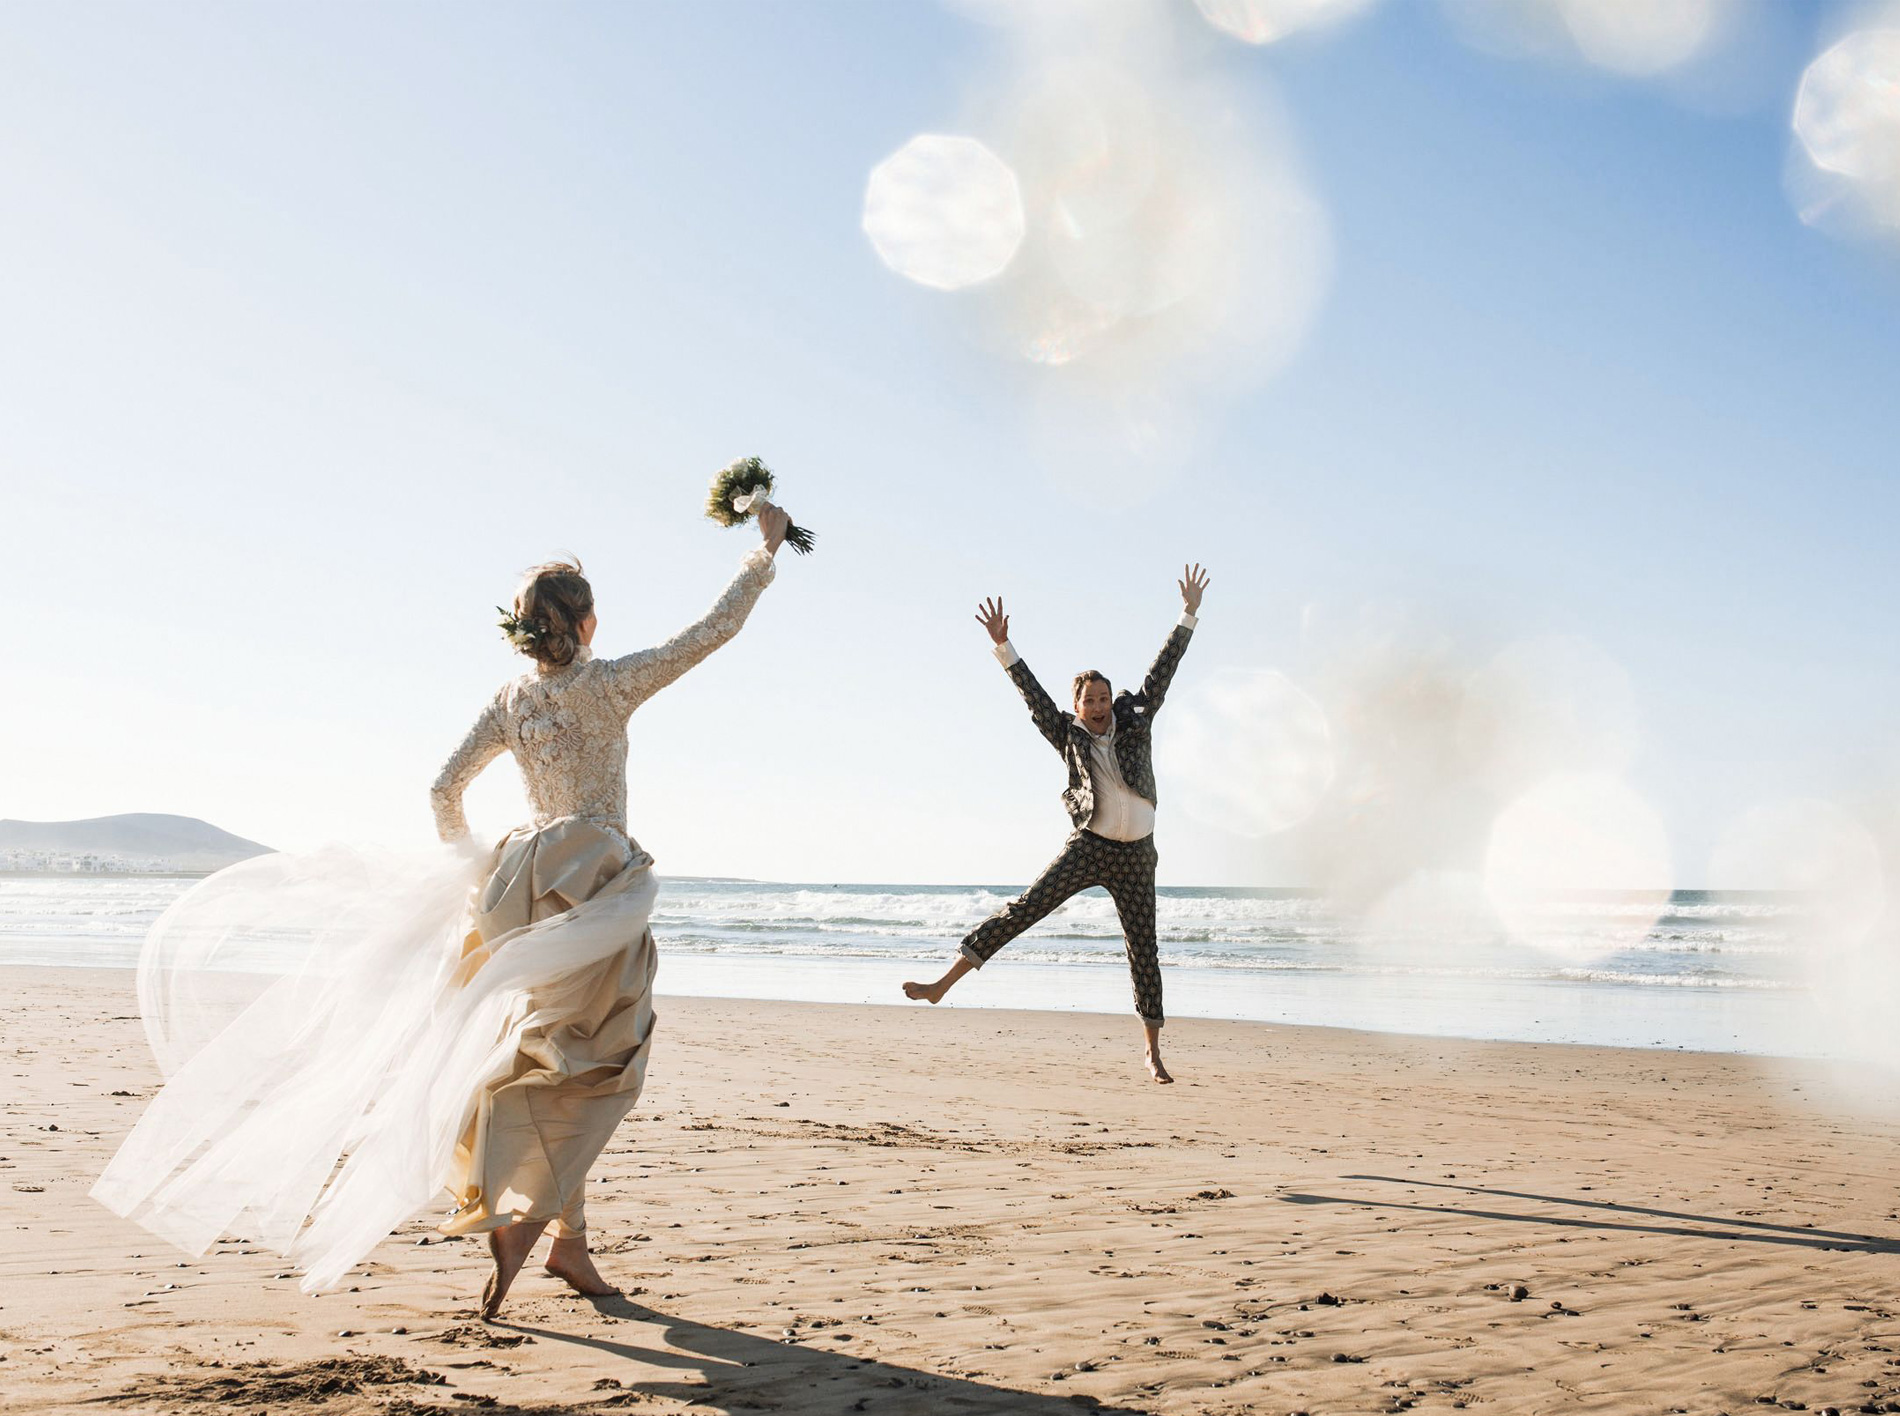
top-left (958, 941), bottom-right (987, 969)
top-left (1142, 1015), bottom-right (1164, 1028)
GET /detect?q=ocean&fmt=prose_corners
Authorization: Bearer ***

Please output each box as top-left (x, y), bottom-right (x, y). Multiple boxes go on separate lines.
top-left (0, 872), bottom-right (1828, 1057)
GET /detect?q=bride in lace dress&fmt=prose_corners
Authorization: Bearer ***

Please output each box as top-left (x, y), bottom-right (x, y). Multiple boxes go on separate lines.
top-left (92, 507), bottom-right (789, 1316)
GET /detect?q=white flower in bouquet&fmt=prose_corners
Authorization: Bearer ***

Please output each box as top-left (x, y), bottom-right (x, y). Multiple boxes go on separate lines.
top-left (705, 456), bottom-right (816, 554)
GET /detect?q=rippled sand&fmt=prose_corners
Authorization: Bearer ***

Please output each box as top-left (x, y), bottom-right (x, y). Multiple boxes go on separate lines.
top-left (3, 966), bottom-right (1898, 1415)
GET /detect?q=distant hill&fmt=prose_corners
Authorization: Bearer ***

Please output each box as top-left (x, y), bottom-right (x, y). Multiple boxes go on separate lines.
top-left (0, 814), bottom-right (273, 872)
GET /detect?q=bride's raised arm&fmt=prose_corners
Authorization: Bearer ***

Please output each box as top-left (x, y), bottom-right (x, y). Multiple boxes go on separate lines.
top-left (603, 545), bottom-right (778, 717)
top-left (429, 697), bottom-right (508, 842)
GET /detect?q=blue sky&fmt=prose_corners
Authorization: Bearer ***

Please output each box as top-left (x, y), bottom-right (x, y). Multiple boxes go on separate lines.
top-left (4, 0), bottom-right (1897, 888)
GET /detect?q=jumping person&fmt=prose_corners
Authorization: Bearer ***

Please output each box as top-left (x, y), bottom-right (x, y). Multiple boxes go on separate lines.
top-left (903, 565), bottom-right (1209, 1083)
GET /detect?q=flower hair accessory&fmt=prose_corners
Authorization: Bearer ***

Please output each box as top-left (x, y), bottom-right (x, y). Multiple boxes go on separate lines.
top-left (497, 608), bottom-right (547, 651)
top-left (705, 456), bottom-right (816, 554)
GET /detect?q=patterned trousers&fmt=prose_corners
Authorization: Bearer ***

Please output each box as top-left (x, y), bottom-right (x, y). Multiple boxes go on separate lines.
top-left (960, 830), bottom-right (1164, 1027)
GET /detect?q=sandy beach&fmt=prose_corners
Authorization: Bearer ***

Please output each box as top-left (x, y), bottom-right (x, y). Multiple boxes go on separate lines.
top-left (4, 964), bottom-right (1898, 1416)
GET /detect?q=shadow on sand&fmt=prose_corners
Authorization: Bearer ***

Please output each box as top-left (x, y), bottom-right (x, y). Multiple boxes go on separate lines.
top-left (1274, 1174), bottom-right (1900, 1255)
top-left (470, 1292), bottom-right (1155, 1416)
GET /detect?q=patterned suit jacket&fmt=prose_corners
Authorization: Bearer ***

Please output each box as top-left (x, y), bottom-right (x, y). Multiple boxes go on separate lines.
top-left (1005, 622), bottom-right (1194, 831)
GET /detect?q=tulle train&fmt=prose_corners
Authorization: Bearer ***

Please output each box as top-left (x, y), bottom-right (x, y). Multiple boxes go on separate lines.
top-left (90, 831), bottom-right (657, 1292)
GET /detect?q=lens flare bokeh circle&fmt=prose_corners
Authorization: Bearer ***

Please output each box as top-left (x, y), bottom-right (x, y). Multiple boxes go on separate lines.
top-left (863, 135), bottom-right (1027, 291)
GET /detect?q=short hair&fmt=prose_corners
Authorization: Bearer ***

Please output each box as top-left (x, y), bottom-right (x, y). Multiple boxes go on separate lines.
top-left (1072, 669), bottom-right (1111, 703)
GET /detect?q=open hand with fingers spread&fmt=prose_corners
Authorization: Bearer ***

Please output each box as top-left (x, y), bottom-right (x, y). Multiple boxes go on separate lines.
top-left (1179, 563), bottom-right (1210, 616)
top-left (975, 596), bottom-right (1010, 646)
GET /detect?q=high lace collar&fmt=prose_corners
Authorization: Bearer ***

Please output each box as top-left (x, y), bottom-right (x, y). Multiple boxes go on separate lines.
top-left (538, 645), bottom-right (595, 675)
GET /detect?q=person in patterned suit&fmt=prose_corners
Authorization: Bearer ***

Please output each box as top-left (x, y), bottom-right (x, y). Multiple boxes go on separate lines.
top-left (904, 565), bottom-right (1209, 1084)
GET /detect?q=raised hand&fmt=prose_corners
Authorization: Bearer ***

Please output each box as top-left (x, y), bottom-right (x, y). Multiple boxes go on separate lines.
top-left (757, 505), bottom-right (789, 555)
top-left (974, 596), bottom-right (1010, 646)
top-left (1179, 563), bottom-right (1209, 615)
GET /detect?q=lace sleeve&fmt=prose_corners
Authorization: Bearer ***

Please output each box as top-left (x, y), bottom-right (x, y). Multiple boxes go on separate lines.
top-left (429, 696), bottom-right (509, 842)
top-left (602, 546), bottom-right (777, 716)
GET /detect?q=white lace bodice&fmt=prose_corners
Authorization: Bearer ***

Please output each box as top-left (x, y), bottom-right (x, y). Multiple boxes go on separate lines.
top-left (430, 547), bottom-right (776, 842)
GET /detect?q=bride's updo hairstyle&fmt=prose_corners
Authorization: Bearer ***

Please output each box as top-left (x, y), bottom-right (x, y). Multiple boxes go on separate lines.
top-left (508, 558), bottom-right (594, 668)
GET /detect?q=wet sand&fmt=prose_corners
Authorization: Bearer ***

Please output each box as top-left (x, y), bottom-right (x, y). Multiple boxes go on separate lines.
top-left (3, 965), bottom-right (1898, 1415)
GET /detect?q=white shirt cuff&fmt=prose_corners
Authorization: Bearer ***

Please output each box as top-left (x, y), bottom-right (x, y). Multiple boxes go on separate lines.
top-left (1178, 611), bottom-right (1198, 630)
top-left (993, 639), bottom-right (1021, 668)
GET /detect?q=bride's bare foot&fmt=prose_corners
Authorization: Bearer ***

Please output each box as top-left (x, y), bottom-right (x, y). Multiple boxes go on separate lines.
top-left (480, 1219), bottom-right (548, 1320)
top-left (544, 1233), bottom-right (619, 1298)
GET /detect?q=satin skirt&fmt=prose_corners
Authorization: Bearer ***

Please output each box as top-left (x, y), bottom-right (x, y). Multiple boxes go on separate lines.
top-left (90, 817), bottom-right (659, 1293)
top-left (440, 818), bottom-right (658, 1239)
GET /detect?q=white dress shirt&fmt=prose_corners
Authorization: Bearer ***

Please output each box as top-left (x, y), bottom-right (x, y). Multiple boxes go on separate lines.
top-left (1078, 719), bottom-right (1155, 841)
top-left (990, 611), bottom-right (1197, 842)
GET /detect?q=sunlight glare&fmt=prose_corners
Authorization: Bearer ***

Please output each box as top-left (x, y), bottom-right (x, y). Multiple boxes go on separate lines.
top-left (1484, 772), bottom-right (1674, 958)
top-left (863, 135), bottom-right (1027, 290)
top-left (1163, 668), bottom-right (1337, 837)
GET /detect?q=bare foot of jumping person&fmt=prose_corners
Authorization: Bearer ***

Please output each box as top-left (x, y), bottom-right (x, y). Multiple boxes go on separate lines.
top-left (544, 1232), bottom-right (619, 1298)
top-left (902, 955), bottom-right (974, 1005)
top-left (481, 1218), bottom-right (550, 1320)
top-left (1143, 1023), bottom-right (1174, 1085)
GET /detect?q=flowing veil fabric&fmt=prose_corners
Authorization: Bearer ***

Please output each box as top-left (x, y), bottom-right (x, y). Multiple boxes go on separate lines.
top-left (90, 836), bottom-right (656, 1293)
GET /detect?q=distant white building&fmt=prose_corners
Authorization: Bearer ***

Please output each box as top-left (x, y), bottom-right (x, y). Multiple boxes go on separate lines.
top-left (0, 850), bottom-right (169, 874)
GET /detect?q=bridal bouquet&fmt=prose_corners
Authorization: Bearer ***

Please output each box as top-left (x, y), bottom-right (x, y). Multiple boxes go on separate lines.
top-left (705, 456), bottom-right (816, 555)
